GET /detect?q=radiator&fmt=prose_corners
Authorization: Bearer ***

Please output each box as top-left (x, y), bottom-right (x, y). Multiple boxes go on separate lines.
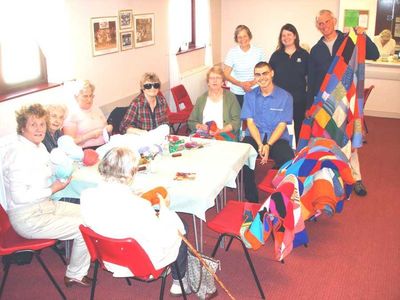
top-left (179, 66), bottom-right (209, 105)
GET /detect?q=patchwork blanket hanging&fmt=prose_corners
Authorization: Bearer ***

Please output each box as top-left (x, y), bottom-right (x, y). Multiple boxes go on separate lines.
top-left (298, 29), bottom-right (366, 158)
top-left (241, 138), bottom-right (354, 261)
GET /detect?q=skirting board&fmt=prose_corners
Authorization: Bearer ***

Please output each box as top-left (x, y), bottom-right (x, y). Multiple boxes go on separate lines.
top-left (364, 109), bottom-right (400, 119)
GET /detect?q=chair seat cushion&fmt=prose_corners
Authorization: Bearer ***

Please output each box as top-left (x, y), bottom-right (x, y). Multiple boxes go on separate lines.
top-left (207, 200), bottom-right (261, 235)
top-left (0, 228), bottom-right (56, 255)
top-left (258, 169), bottom-right (278, 193)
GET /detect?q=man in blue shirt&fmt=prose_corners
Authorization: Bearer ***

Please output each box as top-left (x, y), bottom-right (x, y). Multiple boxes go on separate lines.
top-left (241, 61), bottom-right (294, 202)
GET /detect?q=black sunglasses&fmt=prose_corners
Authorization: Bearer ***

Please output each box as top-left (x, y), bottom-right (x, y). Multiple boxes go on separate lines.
top-left (143, 83), bottom-right (160, 90)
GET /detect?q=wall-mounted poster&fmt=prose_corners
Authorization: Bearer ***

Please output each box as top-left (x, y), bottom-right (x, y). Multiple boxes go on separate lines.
top-left (133, 13), bottom-right (155, 48)
top-left (91, 16), bottom-right (119, 56)
top-left (119, 9), bottom-right (133, 30)
top-left (344, 10), bottom-right (369, 29)
top-left (120, 31), bottom-right (133, 51)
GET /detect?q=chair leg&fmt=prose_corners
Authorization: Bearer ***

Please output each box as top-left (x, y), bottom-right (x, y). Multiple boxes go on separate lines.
top-left (159, 274), bottom-right (166, 300)
top-left (173, 261), bottom-right (187, 300)
top-left (238, 238), bottom-right (266, 299)
top-left (212, 234), bottom-right (265, 299)
top-left (226, 236), bottom-right (235, 252)
top-left (0, 258), bottom-right (11, 299)
top-left (35, 253), bottom-right (66, 300)
top-left (211, 234), bottom-right (226, 257)
top-left (51, 244), bottom-right (67, 265)
top-left (90, 261), bottom-right (99, 300)
top-left (125, 278), bottom-right (132, 286)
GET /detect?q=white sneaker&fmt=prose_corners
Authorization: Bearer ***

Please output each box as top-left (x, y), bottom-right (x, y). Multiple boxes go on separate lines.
top-left (170, 277), bottom-right (191, 296)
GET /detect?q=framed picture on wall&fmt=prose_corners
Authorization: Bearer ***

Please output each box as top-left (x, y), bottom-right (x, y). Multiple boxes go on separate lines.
top-left (133, 13), bottom-right (155, 48)
top-left (91, 16), bottom-right (119, 56)
top-left (119, 9), bottom-right (133, 30)
top-left (120, 31), bottom-right (133, 51)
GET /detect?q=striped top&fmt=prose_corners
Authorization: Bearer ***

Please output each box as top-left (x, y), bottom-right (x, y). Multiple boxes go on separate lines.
top-left (224, 44), bottom-right (266, 95)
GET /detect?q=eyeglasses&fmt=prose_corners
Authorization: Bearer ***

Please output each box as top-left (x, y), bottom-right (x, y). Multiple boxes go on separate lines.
top-left (254, 71), bottom-right (271, 77)
top-left (143, 83), bottom-right (160, 90)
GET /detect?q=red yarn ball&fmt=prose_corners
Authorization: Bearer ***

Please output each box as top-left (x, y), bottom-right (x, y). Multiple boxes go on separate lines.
top-left (83, 149), bottom-right (99, 166)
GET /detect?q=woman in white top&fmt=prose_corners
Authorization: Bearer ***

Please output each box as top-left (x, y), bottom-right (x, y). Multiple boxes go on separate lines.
top-left (188, 66), bottom-right (241, 140)
top-left (373, 29), bottom-right (396, 58)
top-left (80, 147), bottom-right (189, 296)
top-left (224, 25), bottom-right (266, 107)
top-left (64, 80), bottom-right (113, 149)
top-left (2, 103), bottom-right (91, 288)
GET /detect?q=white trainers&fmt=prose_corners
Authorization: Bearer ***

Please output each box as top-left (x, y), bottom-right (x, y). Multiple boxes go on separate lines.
top-left (170, 276), bottom-right (191, 296)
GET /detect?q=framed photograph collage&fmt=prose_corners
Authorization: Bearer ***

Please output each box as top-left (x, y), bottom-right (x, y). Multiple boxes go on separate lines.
top-left (91, 9), bottom-right (154, 56)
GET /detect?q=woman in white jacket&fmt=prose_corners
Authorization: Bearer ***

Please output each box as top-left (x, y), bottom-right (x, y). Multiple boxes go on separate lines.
top-left (80, 147), bottom-right (189, 296)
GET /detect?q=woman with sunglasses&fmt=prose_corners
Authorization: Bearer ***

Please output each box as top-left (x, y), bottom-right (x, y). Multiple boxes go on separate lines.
top-left (119, 72), bottom-right (168, 134)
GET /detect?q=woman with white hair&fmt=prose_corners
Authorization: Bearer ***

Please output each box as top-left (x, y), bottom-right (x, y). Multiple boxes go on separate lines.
top-left (80, 147), bottom-right (189, 295)
top-left (373, 29), bottom-right (396, 58)
top-left (63, 80), bottom-right (113, 149)
top-left (43, 104), bottom-right (67, 152)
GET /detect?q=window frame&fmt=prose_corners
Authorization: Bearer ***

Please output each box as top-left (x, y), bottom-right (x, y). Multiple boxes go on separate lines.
top-left (177, 0), bottom-right (205, 54)
top-left (0, 44), bottom-right (55, 103)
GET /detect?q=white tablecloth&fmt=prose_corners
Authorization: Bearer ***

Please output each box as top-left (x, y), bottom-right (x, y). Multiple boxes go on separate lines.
top-left (54, 137), bottom-right (257, 221)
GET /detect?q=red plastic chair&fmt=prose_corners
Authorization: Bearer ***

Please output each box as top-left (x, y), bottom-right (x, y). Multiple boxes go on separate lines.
top-left (0, 205), bottom-right (66, 299)
top-left (207, 200), bottom-right (265, 299)
top-left (79, 225), bottom-right (187, 300)
top-left (166, 105), bottom-right (190, 134)
top-left (363, 85), bottom-right (375, 135)
top-left (258, 168), bottom-right (279, 194)
top-left (170, 85), bottom-right (193, 126)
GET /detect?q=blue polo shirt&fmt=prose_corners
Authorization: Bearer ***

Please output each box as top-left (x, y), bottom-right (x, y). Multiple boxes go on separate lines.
top-left (241, 85), bottom-right (293, 142)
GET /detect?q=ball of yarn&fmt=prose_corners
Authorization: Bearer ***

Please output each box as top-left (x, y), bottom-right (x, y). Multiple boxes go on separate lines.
top-left (57, 135), bottom-right (84, 161)
top-left (50, 148), bottom-right (68, 165)
top-left (54, 162), bottom-right (73, 180)
top-left (83, 149), bottom-right (99, 166)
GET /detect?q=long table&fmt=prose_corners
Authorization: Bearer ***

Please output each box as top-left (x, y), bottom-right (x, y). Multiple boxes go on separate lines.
top-left (54, 137), bottom-right (257, 250)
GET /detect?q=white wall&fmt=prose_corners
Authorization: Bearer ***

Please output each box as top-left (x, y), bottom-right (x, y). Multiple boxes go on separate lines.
top-left (0, 0), bottom-right (170, 136)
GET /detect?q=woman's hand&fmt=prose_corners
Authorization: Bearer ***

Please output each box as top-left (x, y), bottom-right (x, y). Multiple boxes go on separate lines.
top-left (209, 128), bottom-right (221, 136)
top-left (196, 124), bottom-right (208, 131)
top-left (51, 177), bottom-right (71, 194)
top-left (105, 124), bottom-right (113, 133)
top-left (158, 194), bottom-right (170, 208)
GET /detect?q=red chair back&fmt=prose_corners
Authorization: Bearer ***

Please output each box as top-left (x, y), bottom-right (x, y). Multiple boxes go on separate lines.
top-left (363, 85), bottom-right (375, 108)
top-left (170, 85), bottom-right (194, 114)
top-left (79, 225), bottom-right (164, 279)
top-left (0, 205), bottom-right (11, 234)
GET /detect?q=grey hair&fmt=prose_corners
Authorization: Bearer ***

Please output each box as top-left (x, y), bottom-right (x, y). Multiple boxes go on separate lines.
top-left (98, 147), bottom-right (138, 185)
top-left (45, 104), bottom-right (68, 116)
top-left (316, 9), bottom-right (335, 21)
top-left (74, 80), bottom-right (95, 96)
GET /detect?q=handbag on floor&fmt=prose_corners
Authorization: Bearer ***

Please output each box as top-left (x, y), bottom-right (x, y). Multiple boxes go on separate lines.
top-left (187, 250), bottom-right (220, 299)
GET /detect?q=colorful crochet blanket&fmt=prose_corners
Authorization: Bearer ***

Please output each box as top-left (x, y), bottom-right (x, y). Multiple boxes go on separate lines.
top-left (298, 29), bottom-right (366, 158)
top-left (241, 138), bottom-right (354, 261)
top-left (192, 121), bottom-right (236, 141)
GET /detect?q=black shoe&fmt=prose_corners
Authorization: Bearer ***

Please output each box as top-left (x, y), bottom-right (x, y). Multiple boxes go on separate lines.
top-left (354, 180), bottom-right (367, 196)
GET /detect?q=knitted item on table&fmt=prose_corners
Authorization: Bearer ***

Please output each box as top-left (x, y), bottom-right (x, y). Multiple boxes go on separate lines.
top-left (141, 186), bottom-right (168, 206)
top-left (298, 28), bottom-right (366, 158)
